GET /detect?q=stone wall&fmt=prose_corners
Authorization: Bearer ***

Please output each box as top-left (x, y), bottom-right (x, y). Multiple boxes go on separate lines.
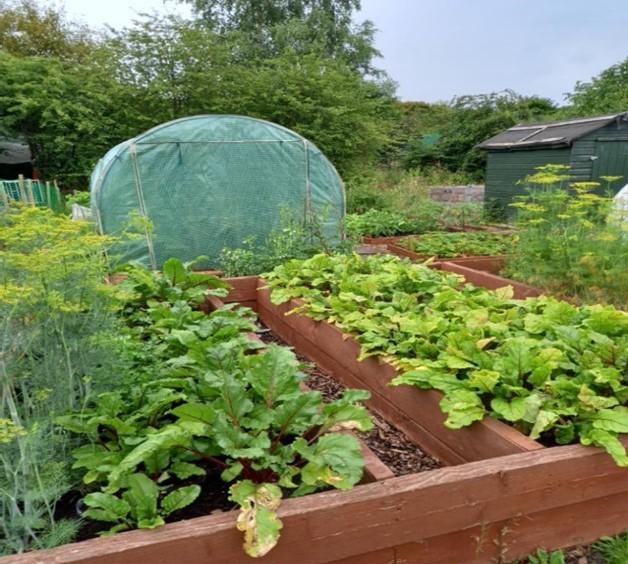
top-left (429, 184), bottom-right (484, 203)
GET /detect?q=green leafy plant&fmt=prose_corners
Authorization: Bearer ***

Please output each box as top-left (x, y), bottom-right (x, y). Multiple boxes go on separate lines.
top-left (64, 190), bottom-right (90, 213)
top-left (398, 231), bottom-right (513, 258)
top-left (60, 259), bottom-right (372, 557)
top-left (592, 533), bottom-right (628, 564)
top-left (218, 209), bottom-right (350, 277)
top-left (506, 165), bottom-right (627, 308)
top-left (265, 253), bottom-right (628, 466)
top-left (82, 475), bottom-right (201, 534)
top-left (345, 209), bottom-right (426, 237)
top-left (116, 256), bottom-right (229, 321)
top-left (527, 548), bottom-right (565, 564)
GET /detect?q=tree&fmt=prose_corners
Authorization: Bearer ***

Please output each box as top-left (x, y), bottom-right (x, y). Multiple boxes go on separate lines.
top-left (383, 101), bottom-right (454, 167)
top-left (411, 91), bottom-right (557, 179)
top-left (106, 13), bottom-right (395, 174)
top-left (0, 0), bottom-right (95, 62)
top-left (566, 57), bottom-right (628, 116)
top-left (1, 4), bottom-right (395, 185)
top-left (105, 15), bottom-right (232, 125)
top-left (216, 52), bottom-right (396, 173)
top-left (179, 0), bottom-right (379, 74)
top-left (0, 51), bottom-right (134, 185)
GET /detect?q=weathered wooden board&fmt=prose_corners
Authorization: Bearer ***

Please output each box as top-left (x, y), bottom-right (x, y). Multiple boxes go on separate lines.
top-left (439, 255), bottom-right (507, 275)
top-left (7, 439), bottom-right (627, 564)
top-left (255, 283), bottom-right (542, 465)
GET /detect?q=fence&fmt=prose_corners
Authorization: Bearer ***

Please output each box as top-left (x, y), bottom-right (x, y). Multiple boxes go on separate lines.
top-left (0, 175), bottom-right (63, 213)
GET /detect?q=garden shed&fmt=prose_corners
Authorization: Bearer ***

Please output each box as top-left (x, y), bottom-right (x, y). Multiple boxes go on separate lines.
top-left (478, 112), bottom-right (628, 214)
top-left (90, 115), bottom-right (345, 268)
top-left (0, 137), bottom-right (33, 180)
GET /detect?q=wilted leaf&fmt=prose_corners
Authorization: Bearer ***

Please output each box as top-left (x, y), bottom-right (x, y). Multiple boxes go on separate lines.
top-left (230, 480), bottom-right (283, 558)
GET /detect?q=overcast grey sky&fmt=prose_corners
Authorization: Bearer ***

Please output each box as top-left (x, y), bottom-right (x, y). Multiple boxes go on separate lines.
top-left (58, 0), bottom-right (628, 105)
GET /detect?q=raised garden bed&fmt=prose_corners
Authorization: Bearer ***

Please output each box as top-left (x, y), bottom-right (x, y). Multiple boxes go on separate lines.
top-left (435, 261), bottom-right (544, 299)
top-left (384, 246), bottom-right (543, 300)
top-left (248, 281), bottom-right (542, 465)
top-left (362, 224), bottom-right (515, 247)
top-left (6, 275), bottom-right (626, 564)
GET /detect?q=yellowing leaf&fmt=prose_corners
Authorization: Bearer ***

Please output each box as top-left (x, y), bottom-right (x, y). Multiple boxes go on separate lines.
top-left (494, 285), bottom-right (514, 300)
top-left (230, 481), bottom-right (283, 558)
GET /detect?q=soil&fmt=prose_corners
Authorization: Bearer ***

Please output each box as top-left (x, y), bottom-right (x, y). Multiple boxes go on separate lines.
top-left (56, 464), bottom-right (235, 544)
top-left (257, 326), bottom-right (442, 476)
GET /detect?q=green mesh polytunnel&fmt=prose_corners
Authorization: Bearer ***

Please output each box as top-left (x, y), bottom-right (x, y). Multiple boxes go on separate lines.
top-left (90, 115), bottom-right (345, 268)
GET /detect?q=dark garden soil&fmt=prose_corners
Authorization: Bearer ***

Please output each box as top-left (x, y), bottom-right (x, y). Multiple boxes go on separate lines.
top-left (56, 465), bottom-right (235, 544)
top-left (257, 326), bottom-right (442, 476)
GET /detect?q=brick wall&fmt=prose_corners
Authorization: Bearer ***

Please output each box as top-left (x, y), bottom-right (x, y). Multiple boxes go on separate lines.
top-left (429, 185), bottom-right (484, 203)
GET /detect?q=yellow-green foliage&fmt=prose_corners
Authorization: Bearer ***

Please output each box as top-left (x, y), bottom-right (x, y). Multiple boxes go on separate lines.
top-left (0, 206), bottom-right (121, 554)
top-left (507, 166), bottom-right (627, 308)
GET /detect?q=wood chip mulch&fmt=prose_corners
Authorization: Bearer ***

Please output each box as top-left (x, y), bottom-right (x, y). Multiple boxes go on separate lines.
top-left (257, 327), bottom-right (442, 476)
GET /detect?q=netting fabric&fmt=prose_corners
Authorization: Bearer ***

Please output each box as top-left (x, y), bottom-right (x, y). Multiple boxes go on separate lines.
top-left (90, 115), bottom-right (345, 268)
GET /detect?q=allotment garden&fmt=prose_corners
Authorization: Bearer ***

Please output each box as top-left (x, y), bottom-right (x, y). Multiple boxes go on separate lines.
top-left (0, 163), bottom-right (627, 564)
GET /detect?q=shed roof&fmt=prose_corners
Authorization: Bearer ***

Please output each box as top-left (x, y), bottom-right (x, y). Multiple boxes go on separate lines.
top-left (0, 137), bottom-right (31, 164)
top-left (477, 112), bottom-right (628, 150)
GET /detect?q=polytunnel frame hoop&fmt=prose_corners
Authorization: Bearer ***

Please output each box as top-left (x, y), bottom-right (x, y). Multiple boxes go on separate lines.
top-left (129, 143), bottom-right (158, 269)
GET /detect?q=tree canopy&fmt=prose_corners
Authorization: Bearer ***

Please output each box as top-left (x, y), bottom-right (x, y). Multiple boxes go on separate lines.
top-left (179, 0), bottom-right (378, 73)
top-left (0, 0), bottom-right (94, 62)
top-left (1, 0), bottom-right (624, 188)
top-left (565, 56), bottom-right (628, 116)
top-left (399, 91), bottom-right (557, 179)
top-left (0, 3), bottom-right (394, 185)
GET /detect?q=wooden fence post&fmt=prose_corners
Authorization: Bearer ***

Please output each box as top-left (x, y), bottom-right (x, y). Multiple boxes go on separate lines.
top-left (17, 174), bottom-right (28, 203)
top-left (0, 183), bottom-right (9, 207)
top-left (25, 179), bottom-right (35, 205)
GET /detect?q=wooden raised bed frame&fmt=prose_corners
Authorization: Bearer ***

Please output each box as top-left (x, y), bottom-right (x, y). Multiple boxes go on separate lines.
top-left (6, 275), bottom-right (627, 564)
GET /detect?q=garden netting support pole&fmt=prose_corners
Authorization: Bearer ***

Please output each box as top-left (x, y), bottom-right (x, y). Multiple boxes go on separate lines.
top-left (129, 143), bottom-right (158, 269)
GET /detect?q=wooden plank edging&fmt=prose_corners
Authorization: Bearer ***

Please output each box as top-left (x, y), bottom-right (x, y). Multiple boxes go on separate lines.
top-left (5, 439), bottom-right (627, 564)
top-left (254, 283), bottom-right (542, 465)
top-left (436, 262), bottom-right (544, 299)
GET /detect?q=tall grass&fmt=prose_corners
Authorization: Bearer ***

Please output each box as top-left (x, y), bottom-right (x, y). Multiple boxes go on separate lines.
top-left (344, 166), bottom-right (474, 214)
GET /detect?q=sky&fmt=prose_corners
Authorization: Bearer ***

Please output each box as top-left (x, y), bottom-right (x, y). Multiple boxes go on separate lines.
top-left (56, 0), bottom-right (628, 105)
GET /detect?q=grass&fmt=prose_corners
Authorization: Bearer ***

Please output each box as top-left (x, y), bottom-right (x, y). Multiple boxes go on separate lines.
top-left (345, 166), bottom-right (475, 214)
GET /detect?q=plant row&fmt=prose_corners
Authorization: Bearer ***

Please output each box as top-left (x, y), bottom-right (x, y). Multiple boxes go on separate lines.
top-left (396, 231), bottom-right (514, 258)
top-left (345, 204), bottom-right (486, 238)
top-left (59, 259), bottom-right (373, 557)
top-left (265, 253), bottom-right (628, 465)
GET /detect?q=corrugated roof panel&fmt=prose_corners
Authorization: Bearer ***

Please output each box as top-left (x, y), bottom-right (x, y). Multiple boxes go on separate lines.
top-left (477, 112), bottom-right (628, 150)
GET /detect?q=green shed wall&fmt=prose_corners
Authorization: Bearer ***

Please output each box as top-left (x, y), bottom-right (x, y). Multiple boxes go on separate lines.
top-left (572, 120), bottom-right (628, 190)
top-left (484, 148), bottom-right (571, 216)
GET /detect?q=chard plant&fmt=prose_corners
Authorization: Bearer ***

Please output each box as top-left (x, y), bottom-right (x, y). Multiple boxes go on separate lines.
top-left (265, 253), bottom-right (628, 466)
top-left (60, 259), bottom-right (372, 557)
top-left (398, 231), bottom-right (513, 258)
